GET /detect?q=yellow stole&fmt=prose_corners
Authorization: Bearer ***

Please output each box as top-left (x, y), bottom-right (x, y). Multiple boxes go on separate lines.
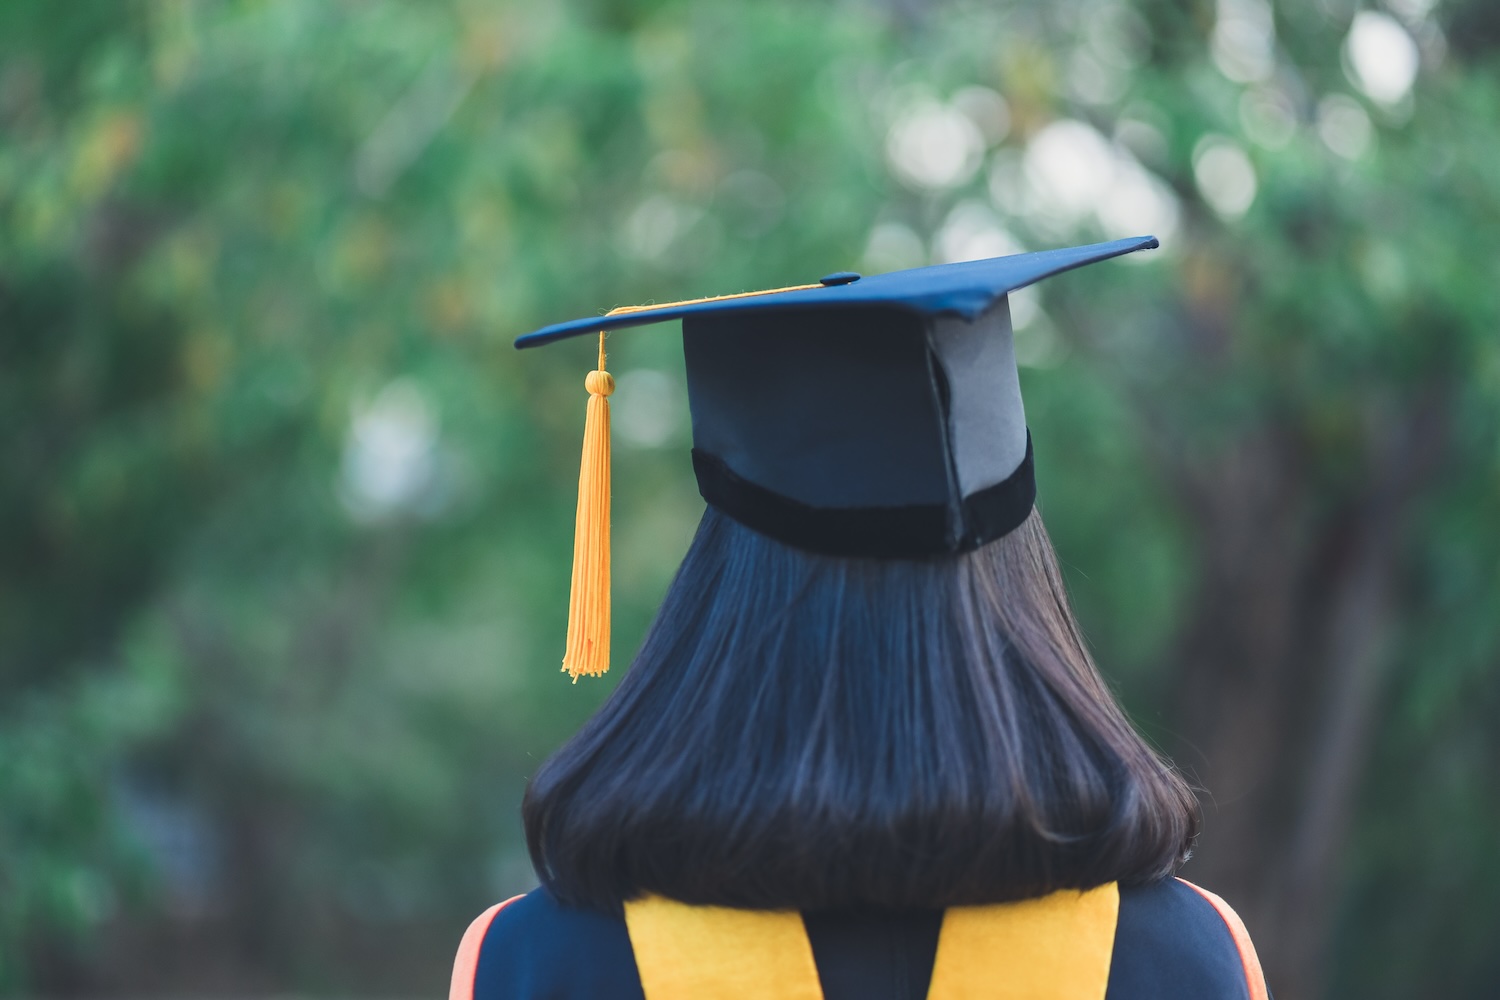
top-left (623, 883), bottom-right (1119, 1000)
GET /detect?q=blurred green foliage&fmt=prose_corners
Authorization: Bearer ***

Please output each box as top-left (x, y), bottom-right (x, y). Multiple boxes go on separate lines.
top-left (2, 1), bottom-right (1498, 997)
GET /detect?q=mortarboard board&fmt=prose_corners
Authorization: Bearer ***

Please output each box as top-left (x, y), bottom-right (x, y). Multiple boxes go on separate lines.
top-left (519, 235), bottom-right (1159, 679)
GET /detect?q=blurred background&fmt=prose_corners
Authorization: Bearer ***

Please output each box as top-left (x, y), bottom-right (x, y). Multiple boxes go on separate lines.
top-left (2, 0), bottom-right (1498, 997)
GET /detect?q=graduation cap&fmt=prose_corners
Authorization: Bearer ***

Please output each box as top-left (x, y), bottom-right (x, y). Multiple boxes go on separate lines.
top-left (519, 235), bottom-right (1159, 679)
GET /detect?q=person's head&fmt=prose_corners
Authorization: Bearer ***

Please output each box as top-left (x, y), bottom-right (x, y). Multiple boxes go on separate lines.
top-left (523, 504), bottom-right (1199, 912)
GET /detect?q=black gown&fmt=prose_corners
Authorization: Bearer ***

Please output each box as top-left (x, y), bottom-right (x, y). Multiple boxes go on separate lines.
top-left (454, 876), bottom-right (1266, 1000)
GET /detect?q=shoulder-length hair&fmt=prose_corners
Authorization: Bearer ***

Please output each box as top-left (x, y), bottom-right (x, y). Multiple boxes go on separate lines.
top-left (523, 506), bottom-right (1199, 912)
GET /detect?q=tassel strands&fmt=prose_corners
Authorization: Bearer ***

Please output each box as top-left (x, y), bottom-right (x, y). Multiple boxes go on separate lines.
top-left (563, 332), bottom-right (614, 681)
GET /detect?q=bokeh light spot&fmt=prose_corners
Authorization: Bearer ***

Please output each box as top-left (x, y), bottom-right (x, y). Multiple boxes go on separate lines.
top-left (933, 201), bottom-right (1026, 264)
top-left (1344, 12), bottom-right (1419, 106)
top-left (886, 99), bottom-right (985, 191)
top-left (614, 369), bottom-right (687, 449)
top-left (1317, 94), bottom-right (1374, 159)
top-left (1193, 136), bottom-right (1258, 219)
top-left (1211, 0), bottom-right (1277, 84)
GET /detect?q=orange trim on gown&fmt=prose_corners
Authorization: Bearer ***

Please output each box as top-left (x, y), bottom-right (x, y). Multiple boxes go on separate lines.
top-left (449, 895), bottom-right (525, 1000)
top-left (1176, 878), bottom-right (1269, 1000)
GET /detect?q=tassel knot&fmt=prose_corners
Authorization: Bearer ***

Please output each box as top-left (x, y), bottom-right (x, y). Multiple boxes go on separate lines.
top-left (585, 369), bottom-right (615, 396)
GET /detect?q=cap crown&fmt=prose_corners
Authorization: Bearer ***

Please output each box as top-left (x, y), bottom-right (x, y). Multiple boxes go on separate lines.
top-left (685, 299), bottom-right (1029, 557)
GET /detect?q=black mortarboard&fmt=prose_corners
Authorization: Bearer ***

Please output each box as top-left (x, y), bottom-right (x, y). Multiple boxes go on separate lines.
top-left (520, 235), bottom-right (1158, 679)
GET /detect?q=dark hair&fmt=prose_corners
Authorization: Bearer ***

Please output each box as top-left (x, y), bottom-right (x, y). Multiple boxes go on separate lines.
top-left (523, 506), bottom-right (1199, 912)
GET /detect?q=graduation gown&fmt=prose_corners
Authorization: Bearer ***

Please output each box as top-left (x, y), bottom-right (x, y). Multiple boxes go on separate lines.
top-left (450, 877), bottom-right (1268, 1000)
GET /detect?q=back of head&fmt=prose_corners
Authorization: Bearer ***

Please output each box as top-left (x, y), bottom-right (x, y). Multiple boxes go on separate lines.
top-left (523, 505), bottom-right (1199, 913)
top-left (519, 237), bottom-right (1188, 910)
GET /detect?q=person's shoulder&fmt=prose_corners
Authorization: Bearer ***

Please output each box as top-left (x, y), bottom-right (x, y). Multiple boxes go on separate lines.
top-left (450, 888), bottom-right (644, 1000)
top-left (481, 886), bottom-right (635, 950)
top-left (1109, 877), bottom-right (1269, 1000)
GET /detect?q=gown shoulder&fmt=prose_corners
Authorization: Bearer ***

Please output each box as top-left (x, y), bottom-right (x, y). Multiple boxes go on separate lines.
top-left (1111, 877), bottom-right (1267, 1000)
top-left (454, 888), bottom-right (644, 1000)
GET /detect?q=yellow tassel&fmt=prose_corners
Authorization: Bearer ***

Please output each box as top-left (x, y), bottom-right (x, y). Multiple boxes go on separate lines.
top-left (563, 332), bottom-right (613, 681)
top-left (555, 283), bottom-right (823, 683)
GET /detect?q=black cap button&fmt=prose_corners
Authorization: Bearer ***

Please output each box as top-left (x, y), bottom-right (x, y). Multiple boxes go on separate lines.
top-left (819, 271), bottom-right (861, 286)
